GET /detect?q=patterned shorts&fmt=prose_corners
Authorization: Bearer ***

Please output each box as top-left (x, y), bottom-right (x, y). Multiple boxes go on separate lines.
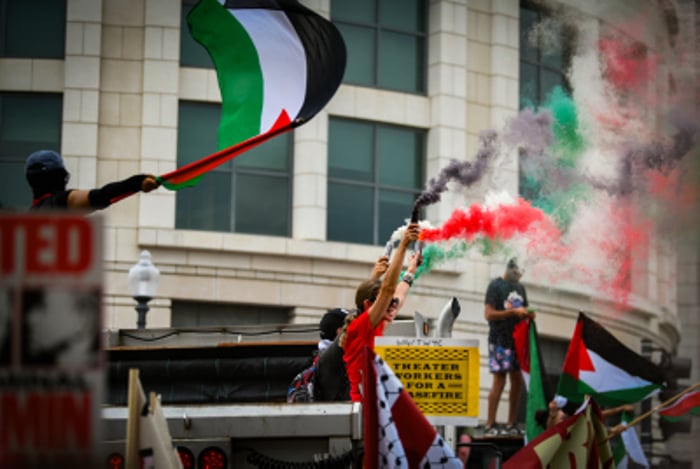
top-left (488, 343), bottom-right (520, 373)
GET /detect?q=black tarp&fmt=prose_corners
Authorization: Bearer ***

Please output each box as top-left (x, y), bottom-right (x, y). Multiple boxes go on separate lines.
top-left (106, 342), bottom-right (317, 405)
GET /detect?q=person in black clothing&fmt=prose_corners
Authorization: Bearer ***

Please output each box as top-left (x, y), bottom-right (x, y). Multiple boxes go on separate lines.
top-left (313, 332), bottom-right (351, 401)
top-left (483, 258), bottom-right (531, 436)
top-left (312, 308), bottom-right (351, 401)
top-left (25, 149), bottom-right (159, 211)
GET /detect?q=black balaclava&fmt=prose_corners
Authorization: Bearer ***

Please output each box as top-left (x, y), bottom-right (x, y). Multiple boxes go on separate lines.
top-left (25, 150), bottom-right (69, 198)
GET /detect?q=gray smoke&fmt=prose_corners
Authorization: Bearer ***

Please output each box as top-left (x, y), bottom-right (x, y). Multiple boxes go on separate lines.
top-left (413, 129), bottom-right (499, 216)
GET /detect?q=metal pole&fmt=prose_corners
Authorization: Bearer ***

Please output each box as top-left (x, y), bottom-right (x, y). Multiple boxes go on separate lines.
top-left (134, 296), bottom-right (151, 329)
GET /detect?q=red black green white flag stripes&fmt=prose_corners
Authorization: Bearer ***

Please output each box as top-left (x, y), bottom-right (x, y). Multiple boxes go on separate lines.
top-left (159, 0), bottom-right (346, 190)
top-left (513, 318), bottom-right (550, 443)
top-left (556, 312), bottom-right (666, 407)
top-left (612, 411), bottom-right (649, 469)
top-left (658, 389), bottom-right (700, 421)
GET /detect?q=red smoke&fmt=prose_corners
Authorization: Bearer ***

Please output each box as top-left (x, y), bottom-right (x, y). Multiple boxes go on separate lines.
top-left (646, 169), bottom-right (700, 214)
top-left (420, 198), bottom-right (567, 262)
top-left (598, 202), bottom-right (651, 307)
top-left (598, 37), bottom-right (658, 93)
top-left (419, 197), bottom-right (654, 308)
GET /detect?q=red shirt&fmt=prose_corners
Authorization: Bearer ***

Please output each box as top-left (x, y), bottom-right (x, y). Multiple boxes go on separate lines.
top-left (343, 310), bottom-right (385, 402)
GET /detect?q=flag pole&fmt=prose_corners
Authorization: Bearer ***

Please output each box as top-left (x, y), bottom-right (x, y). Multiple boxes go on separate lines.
top-left (158, 119), bottom-right (293, 188)
top-left (607, 381), bottom-right (700, 440)
top-left (362, 346), bottom-right (379, 469)
top-left (126, 368), bottom-right (142, 469)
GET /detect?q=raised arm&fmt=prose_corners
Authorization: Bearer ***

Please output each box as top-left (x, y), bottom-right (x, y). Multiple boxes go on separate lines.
top-left (368, 223), bottom-right (420, 328)
top-left (394, 251), bottom-right (421, 310)
top-left (66, 174), bottom-right (160, 210)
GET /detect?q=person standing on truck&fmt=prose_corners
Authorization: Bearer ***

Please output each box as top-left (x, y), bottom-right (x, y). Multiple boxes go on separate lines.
top-left (483, 258), bottom-right (531, 436)
top-left (25, 149), bottom-right (159, 211)
top-left (339, 223), bottom-right (421, 402)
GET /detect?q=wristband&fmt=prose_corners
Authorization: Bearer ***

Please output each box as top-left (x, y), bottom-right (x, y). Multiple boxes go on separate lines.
top-left (402, 273), bottom-right (414, 287)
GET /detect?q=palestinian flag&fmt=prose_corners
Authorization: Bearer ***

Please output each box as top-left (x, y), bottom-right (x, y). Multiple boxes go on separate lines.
top-left (658, 389), bottom-right (700, 421)
top-left (159, 0), bottom-right (346, 189)
top-left (362, 348), bottom-right (461, 469)
top-left (513, 318), bottom-right (551, 443)
top-left (504, 398), bottom-right (614, 469)
top-left (612, 411), bottom-right (649, 469)
top-left (556, 313), bottom-right (666, 407)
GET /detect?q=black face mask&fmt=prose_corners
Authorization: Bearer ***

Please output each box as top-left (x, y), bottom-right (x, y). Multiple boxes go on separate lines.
top-left (27, 168), bottom-right (69, 197)
top-left (505, 268), bottom-right (521, 283)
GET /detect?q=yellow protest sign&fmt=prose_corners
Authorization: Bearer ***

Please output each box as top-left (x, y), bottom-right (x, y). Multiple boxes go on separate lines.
top-left (375, 337), bottom-right (479, 426)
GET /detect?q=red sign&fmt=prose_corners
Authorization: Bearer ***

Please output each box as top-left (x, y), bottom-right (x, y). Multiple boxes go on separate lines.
top-left (1, 215), bottom-right (94, 276)
top-left (0, 212), bottom-right (103, 465)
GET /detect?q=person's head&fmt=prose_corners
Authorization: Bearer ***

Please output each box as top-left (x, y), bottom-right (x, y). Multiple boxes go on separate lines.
top-left (354, 278), bottom-right (400, 324)
top-left (537, 396), bottom-right (580, 429)
top-left (355, 279), bottom-right (381, 311)
top-left (25, 150), bottom-right (69, 197)
top-left (319, 308), bottom-right (347, 341)
top-left (457, 433), bottom-right (472, 464)
top-left (504, 257), bottom-right (523, 284)
top-left (384, 297), bottom-right (400, 322)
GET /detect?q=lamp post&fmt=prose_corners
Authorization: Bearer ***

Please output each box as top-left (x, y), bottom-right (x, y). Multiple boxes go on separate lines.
top-left (128, 250), bottom-right (160, 329)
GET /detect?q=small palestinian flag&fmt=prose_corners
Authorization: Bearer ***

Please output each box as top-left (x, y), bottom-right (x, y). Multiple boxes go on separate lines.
top-left (556, 312), bottom-right (666, 407)
top-left (612, 411), bottom-right (649, 469)
top-left (658, 389), bottom-right (700, 421)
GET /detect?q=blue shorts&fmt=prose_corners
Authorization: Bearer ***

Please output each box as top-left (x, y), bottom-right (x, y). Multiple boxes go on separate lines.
top-left (488, 343), bottom-right (520, 373)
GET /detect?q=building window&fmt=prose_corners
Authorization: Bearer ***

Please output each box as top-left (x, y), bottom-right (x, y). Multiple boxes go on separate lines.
top-left (180, 0), bottom-right (214, 68)
top-left (0, 92), bottom-right (63, 210)
top-left (327, 117), bottom-right (425, 245)
top-left (172, 300), bottom-right (292, 327)
top-left (332, 0), bottom-right (427, 94)
top-left (518, 1), bottom-right (574, 202)
top-left (519, 1), bottom-right (572, 108)
top-left (539, 337), bottom-right (568, 392)
top-left (0, 0), bottom-right (66, 58)
top-left (175, 101), bottom-right (292, 236)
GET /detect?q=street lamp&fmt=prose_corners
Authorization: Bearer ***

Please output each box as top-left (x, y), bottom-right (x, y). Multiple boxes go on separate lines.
top-left (128, 250), bottom-right (160, 329)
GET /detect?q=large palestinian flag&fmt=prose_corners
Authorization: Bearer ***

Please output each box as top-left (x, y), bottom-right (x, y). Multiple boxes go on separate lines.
top-left (362, 348), bottom-right (462, 469)
top-left (159, 0), bottom-right (346, 189)
top-left (556, 312), bottom-right (666, 407)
